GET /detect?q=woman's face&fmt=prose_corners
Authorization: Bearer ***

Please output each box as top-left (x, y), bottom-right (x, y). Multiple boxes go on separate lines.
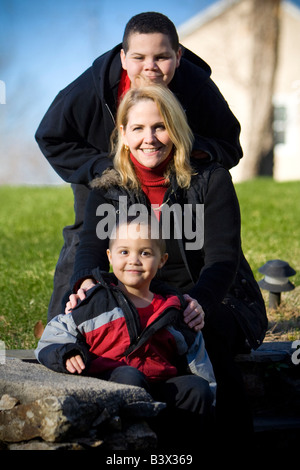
top-left (121, 99), bottom-right (173, 168)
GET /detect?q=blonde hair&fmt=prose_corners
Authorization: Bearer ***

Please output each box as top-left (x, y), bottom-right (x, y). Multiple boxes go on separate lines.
top-left (111, 85), bottom-right (194, 190)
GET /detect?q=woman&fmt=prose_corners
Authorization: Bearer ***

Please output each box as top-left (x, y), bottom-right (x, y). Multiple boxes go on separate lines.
top-left (68, 84), bottom-right (267, 442)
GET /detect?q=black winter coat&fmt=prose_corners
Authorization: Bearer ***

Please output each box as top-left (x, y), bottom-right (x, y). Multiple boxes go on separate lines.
top-left (35, 44), bottom-right (242, 185)
top-left (71, 162), bottom-right (267, 350)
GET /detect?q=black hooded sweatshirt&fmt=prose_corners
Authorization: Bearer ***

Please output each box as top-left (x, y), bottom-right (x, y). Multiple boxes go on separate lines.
top-left (35, 44), bottom-right (242, 185)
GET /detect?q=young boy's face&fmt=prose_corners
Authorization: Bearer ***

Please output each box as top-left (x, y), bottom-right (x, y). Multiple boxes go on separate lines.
top-left (107, 223), bottom-right (168, 292)
top-left (120, 32), bottom-right (182, 87)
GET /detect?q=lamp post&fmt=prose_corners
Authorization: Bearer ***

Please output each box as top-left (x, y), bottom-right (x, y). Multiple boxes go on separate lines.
top-left (258, 259), bottom-right (296, 309)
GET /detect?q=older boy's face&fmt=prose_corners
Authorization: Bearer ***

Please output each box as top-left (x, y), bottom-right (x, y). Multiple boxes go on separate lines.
top-left (120, 33), bottom-right (182, 87)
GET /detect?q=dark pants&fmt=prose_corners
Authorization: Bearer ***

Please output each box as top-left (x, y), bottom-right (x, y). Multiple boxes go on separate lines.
top-left (202, 302), bottom-right (254, 449)
top-left (47, 183), bottom-right (90, 321)
top-left (104, 366), bottom-right (214, 451)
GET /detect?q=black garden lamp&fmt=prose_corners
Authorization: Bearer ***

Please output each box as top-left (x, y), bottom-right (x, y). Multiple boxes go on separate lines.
top-left (258, 259), bottom-right (296, 309)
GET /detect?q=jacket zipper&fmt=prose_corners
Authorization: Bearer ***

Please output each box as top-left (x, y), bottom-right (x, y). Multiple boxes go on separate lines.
top-left (124, 306), bottom-right (179, 358)
top-left (105, 102), bottom-right (115, 125)
top-left (112, 287), bottom-right (141, 344)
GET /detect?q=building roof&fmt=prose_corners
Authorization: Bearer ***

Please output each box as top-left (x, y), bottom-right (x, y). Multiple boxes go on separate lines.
top-left (178, 0), bottom-right (300, 38)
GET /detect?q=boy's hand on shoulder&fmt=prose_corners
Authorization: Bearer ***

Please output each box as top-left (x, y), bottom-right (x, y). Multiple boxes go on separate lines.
top-left (65, 354), bottom-right (86, 374)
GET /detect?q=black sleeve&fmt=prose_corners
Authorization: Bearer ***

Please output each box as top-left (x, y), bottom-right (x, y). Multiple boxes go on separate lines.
top-left (35, 68), bottom-right (113, 185)
top-left (35, 312), bottom-right (91, 373)
top-left (188, 78), bottom-right (243, 170)
top-left (173, 56), bottom-right (243, 170)
top-left (70, 189), bottom-right (111, 290)
top-left (188, 167), bottom-right (241, 316)
top-left (37, 342), bottom-right (90, 374)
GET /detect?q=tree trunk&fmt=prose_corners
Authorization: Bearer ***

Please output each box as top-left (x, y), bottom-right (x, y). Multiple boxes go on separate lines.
top-left (243, 0), bottom-right (281, 178)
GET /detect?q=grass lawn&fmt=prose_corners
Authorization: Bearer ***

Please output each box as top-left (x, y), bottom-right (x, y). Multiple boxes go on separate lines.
top-left (0, 185), bottom-right (74, 349)
top-left (0, 178), bottom-right (299, 349)
top-left (235, 178), bottom-right (300, 341)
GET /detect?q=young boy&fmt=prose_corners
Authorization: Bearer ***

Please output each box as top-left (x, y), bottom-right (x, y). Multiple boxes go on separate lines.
top-left (35, 216), bottom-right (215, 447)
top-left (35, 12), bottom-right (243, 321)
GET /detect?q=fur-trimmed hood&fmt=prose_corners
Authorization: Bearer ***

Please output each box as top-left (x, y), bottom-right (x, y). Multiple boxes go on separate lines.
top-left (90, 167), bottom-right (121, 190)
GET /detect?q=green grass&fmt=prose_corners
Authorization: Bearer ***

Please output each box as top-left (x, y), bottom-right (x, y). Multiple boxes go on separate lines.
top-left (0, 185), bottom-right (74, 349)
top-left (235, 178), bottom-right (300, 282)
top-left (235, 178), bottom-right (300, 342)
top-left (0, 178), bottom-right (299, 349)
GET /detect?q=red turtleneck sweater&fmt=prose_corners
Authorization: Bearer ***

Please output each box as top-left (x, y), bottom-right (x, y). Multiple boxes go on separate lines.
top-left (130, 153), bottom-right (172, 219)
top-left (118, 69), bottom-right (131, 104)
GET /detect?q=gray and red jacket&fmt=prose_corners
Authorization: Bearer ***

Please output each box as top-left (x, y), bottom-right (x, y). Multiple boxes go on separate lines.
top-left (35, 269), bottom-right (215, 386)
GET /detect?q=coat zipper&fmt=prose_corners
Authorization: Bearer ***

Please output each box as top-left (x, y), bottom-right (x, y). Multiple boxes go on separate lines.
top-left (105, 102), bottom-right (115, 125)
top-left (124, 306), bottom-right (180, 358)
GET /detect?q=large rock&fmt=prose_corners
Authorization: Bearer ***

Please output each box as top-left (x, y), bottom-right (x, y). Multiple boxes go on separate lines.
top-left (0, 358), bottom-right (164, 449)
top-left (0, 358), bottom-right (159, 412)
top-left (0, 395), bottom-right (97, 442)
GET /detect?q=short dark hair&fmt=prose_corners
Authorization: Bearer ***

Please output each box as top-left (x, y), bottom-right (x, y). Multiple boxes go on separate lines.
top-left (109, 214), bottom-right (166, 255)
top-left (122, 12), bottom-right (179, 53)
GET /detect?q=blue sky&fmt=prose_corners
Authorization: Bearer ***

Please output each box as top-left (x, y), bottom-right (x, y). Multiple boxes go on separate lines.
top-left (0, 0), bottom-right (213, 134)
top-left (0, 0), bottom-right (216, 183)
top-left (1, 0), bottom-right (300, 183)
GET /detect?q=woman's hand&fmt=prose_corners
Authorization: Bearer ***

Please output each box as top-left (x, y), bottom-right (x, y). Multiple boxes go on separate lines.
top-left (65, 279), bottom-right (96, 314)
top-left (183, 294), bottom-right (205, 332)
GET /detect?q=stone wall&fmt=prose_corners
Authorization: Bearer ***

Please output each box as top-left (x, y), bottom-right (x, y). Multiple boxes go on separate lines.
top-left (0, 358), bottom-right (164, 451)
top-left (1, 342), bottom-right (299, 451)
